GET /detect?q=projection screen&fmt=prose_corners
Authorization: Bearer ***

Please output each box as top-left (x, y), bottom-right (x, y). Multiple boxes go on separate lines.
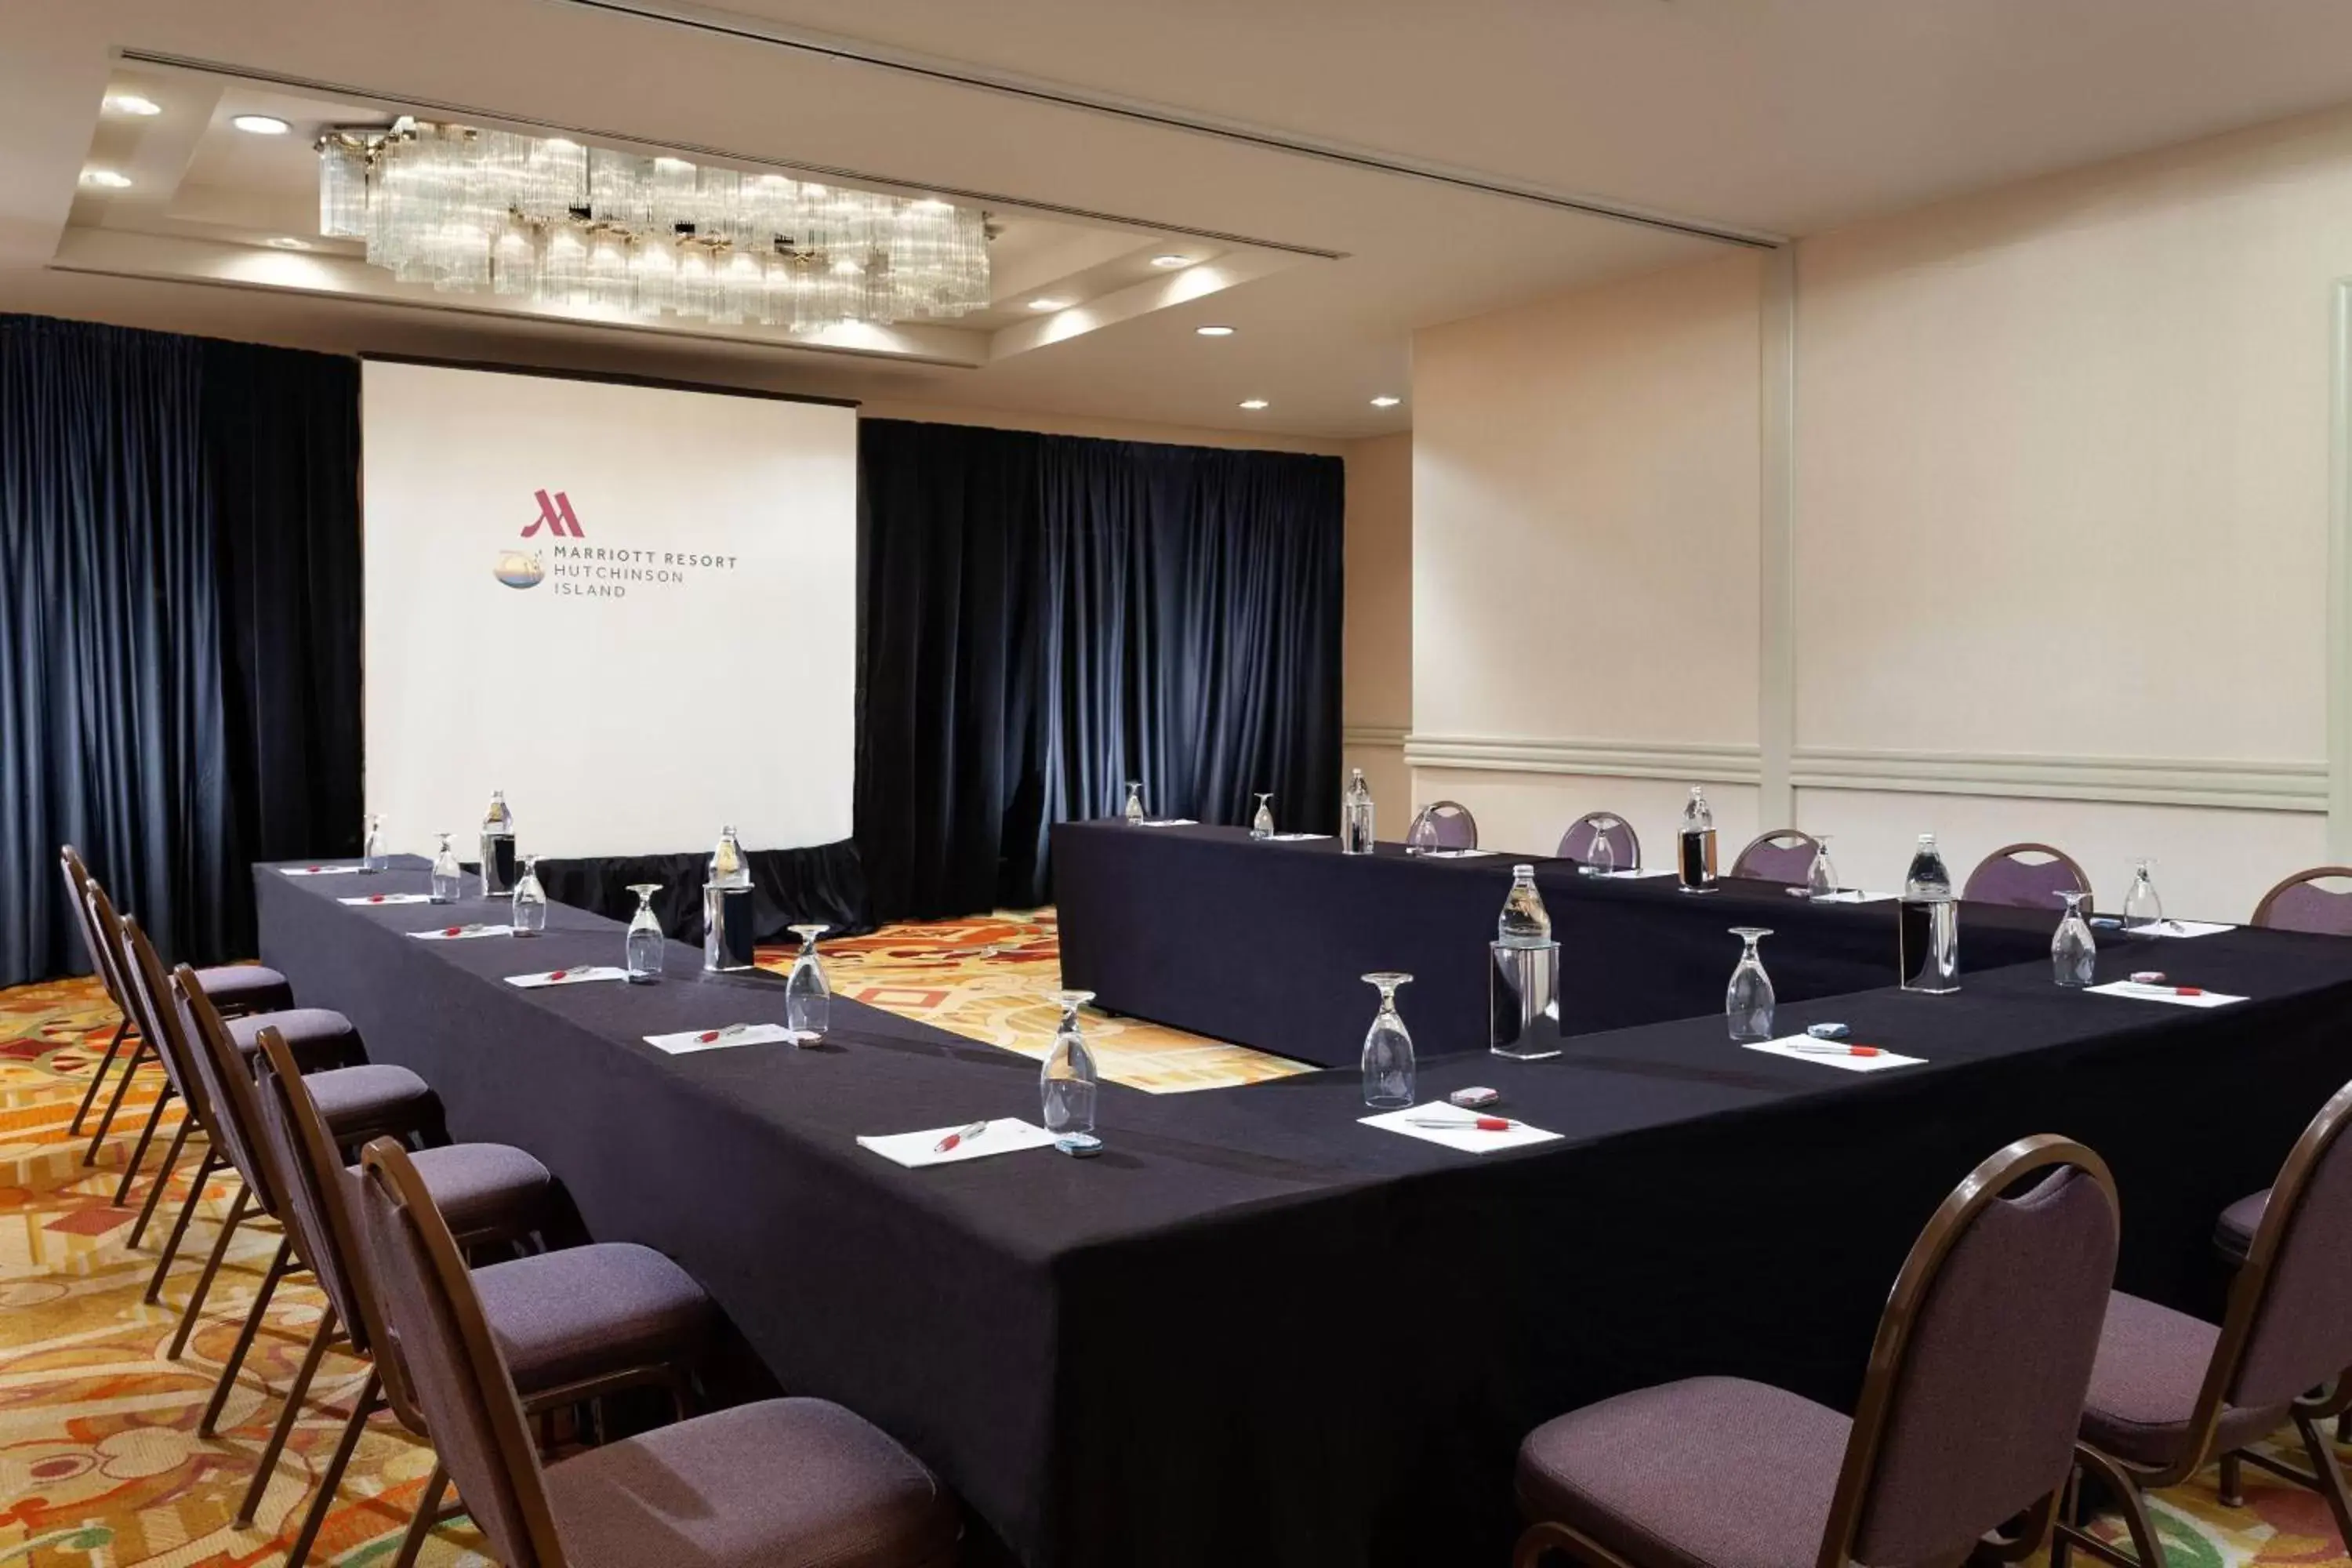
top-left (361, 360), bottom-right (857, 859)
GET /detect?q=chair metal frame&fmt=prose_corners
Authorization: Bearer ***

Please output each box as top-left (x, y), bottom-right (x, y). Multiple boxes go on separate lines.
top-left (1515, 1135), bottom-right (2115, 1568)
top-left (58, 846), bottom-right (141, 1142)
top-left (2051, 1080), bottom-right (2352, 1568)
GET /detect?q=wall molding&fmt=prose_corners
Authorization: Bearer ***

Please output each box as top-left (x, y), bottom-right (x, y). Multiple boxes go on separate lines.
top-left (1406, 734), bottom-right (1764, 786)
top-left (1791, 747), bottom-right (2327, 813)
top-left (1343, 724), bottom-right (1410, 750)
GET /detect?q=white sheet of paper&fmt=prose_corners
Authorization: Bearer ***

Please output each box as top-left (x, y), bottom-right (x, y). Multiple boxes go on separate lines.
top-left (1419, 848), bottom-right (1500, 859)
top-left (505, 965), bottom-right (630, 988)
top-left (1598, 868), bottom-right (1678, 880)
top-left (1741, 1036), bottom-right (1926, 1073)
top-left (1359, 1107), bottom-right (1563, 1154)
top-left (643, 1023), bottom-right (807, 1054)
top-left (408, 924), bottom-right (512, 942)
top-left (281, 864), bottom-right (365, 877)
top-left (1265, 833), bottom-right (1330, 841)
top-left (339, 892), bottom-right (437, 906)
top-left (2122, 920), bottom-right (2235, 940)
top-left (2086, 981), bottom-right (2245, 1008)
top-left (1809, 889), bottom-right (1898, 904)
top-left (1138, 818), bottom-right (1200, 827)
top-left (857, 1119), bottom-right (1061, 1168)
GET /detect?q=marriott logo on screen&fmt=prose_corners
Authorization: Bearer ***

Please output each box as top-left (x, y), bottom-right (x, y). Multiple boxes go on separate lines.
top-left (489, 487), bottom-right (742, 600)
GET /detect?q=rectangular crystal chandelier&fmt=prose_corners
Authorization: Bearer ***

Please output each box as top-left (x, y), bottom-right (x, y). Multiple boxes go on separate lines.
top-left (318, 120), bottom-right (992, 331)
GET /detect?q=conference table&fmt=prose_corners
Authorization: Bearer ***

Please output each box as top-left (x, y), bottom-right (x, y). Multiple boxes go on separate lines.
top-left (260, 857), bottom-right (2352, 1568)
top-left (1054, 821), bottom-right (2060, 1065)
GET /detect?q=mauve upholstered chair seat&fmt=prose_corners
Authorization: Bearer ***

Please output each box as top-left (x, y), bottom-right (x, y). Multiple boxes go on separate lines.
top-left (1732, 835), bottom-right (1817, 887)
top-left (470, 1241), bottom-right (717, 1392)
top-left (378, 1143), bottom-right (558, 1241)
top-left (191, 964), bottom-right (295, 1014)
top-left (2215, 1190), bottom-right (2268, 1265)
top-left (545, 1396), bottom-right (961, 1568)
top-left (306, 1064), bottom-right (441, 1136)
top-left (2081, 1293), bottom-right (2292, 1467)
top-left (229, 1007), bottom-right (363, 1066)
top-left (1516, 1377), bottom-right (1850, 1568)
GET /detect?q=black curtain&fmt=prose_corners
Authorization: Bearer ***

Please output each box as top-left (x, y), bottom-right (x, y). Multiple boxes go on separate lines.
top-left (858, 419), bottom-right (1344, 920)
top-left (0, 316), bottom-right (362, 987)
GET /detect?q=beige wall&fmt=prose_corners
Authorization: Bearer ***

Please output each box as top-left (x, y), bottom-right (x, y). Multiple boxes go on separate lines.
top-left (1408, 102), bottom-right (2352, 916)
top-left (1343, 430), bottom-right (1414, 811)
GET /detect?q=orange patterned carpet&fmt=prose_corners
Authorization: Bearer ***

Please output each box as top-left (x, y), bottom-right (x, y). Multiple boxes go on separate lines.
top-left (0, 915), bottom-right (2341, 1566)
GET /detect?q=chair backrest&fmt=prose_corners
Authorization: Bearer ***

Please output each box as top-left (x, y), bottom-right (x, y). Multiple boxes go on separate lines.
top-left (357, 1138), bottom-right (568, 1568)
top-left (250, 1026), bottom-right (379, 1361)
top-left (1555, 811), bottom-right (1640, 869)
top-left (1406, 800), bottom-right (1478, 851)
top-left (1962, 843), bottom-right (2092, 912)
top-left (1817, 1136), bottom-right (2120, 1568)
top-left (58, 846), bottom-right (125, 1008)
top-left (95, 891), bottom-right (194, 1106)
top-left (2201, 1079), bottom-right (2352, 1423)
top-left (1731, 829), bottom-right (1820, 886)
top-left (2251, 866), bottom-right (2352, 936)
top-left (169, 962), bottom-right (283, 1216)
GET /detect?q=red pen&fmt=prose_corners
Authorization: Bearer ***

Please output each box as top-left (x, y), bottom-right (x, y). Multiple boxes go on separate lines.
top-left (1406, 1115), bottom-right (1515, 1131)
top-left (368, 895), bottom-right (387, 903)
top-left (441, 926), bottom-right (463, 937)
top-left (935, 1120), bottom-right (989, 1153)
top-left (306, 866), bottom-right (323, 873)
top-left (2131, 983), bottom-right (2203, 996)
top-left (1791, 1042), bottom-right (1883, 1058)
top-left (546, 969), bottom-right (569, 982)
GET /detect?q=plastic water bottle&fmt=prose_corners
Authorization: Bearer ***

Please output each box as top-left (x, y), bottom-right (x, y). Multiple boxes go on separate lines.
top-left (1498, 864), bottom-right (1552, 949)
top-left (1900, 833), bottom-right (1960, 993)
top-left (702, 824), bottom-right (754, 973)
top-left (1342, 769), bottom-right (1376, 855)
top-left (1677, 787), bottom-right (1718, 893)
top-left (477, 790), bottom-right (516, 898)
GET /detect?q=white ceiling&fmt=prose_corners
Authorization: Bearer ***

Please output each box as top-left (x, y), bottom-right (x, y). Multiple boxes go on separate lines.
top-left (6, 0), bottom-right (2352, 437)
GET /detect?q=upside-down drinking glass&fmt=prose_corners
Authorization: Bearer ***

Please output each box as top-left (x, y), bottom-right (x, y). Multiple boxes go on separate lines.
top-left (2053, 890), bottom-right (2097, 988)
top-left (429, 833), bottom-right (462, 905)
top-left (1726, 927), bottom-right (1776, 1042)
top-left (1041, 990), bottom-right (1099, 1142)
top-left (2124, 858), bottom-right (2165, 932)
top-left (1251, 793), bottom-right (1275, 840)
top-left (1806, 835), bottom-right (1838, 901)
top-left (510, 855), bottom-right (546, 936)
top-left (1406, 808), bottom-right (1439, 856)
top-left (786, 924), bottom-right (831, 1039)
top-left (1360, 972), bottom-right (1416, 1108)
top-left (361, 813), bottom-right (383, 874)
top-left (1123, 782), bottom-right (1146, 825)
top-left (624, 884), bottom-right (664, 983)
top-left (1584, 816), bottom-right (1620, 877)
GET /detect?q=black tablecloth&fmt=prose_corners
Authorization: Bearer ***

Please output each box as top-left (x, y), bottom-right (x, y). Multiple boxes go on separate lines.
top-left (260, 859), bottom-right (2352, 1568)
top-left (1054, 822), bottom-right (2056, 1065)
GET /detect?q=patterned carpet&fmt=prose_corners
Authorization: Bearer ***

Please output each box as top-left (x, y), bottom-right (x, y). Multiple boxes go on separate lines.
top-left (0, 913), bottom-right (2340, 1566)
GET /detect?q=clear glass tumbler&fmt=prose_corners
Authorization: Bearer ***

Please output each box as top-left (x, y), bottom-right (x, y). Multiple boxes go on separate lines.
top-left (1360, 971), bottom-right (1416, 1108)
top-left (429, 833), bottom-right (462, 905)
top-left (510, 855), bottom-right (546, 936)
top-left (786, 924), bottom-right (832, 1039)
top-left (1251, 793), bottom-right (1275, 839)
top-left (623, 883), bottom-right (664, 983)
top-left (2124, 858), bottom-right (2165, 931)
top-left (2053, 890), bottom-right (2097, 987)
top-left (1806, 836), bottom-right (1838, 901)
top-left (1726, 927), bottom-right (1776, 1042)
top-left (1042, 990), bottom-right (1100, 1139)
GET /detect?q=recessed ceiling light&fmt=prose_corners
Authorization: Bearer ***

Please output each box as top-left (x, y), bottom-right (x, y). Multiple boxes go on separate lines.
top-left (81, 169), bottom-right (132, 190)
top-left (1370, 395), bottom-right (1402, 408)
top-left (232, 114), bottom-right (292, 136)
top-left (1150, 253), bottom-right (1192, 268)
top-left (1028, 298), bottom-right (1067, 310)
top-left (266, 236), bottom-right (312, 250)
top-left (1238, 398), bottom-right (1269, 410)
top-left (103, 93), bottom-right (162, 117)
top-left (1195, 325), bottom-right (1236, 337)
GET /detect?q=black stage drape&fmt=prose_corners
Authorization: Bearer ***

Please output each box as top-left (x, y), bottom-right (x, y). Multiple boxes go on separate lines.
top-left (0, 316), bottom-right (363, 986)
top-left (858, 419), bottom-right (1344, 919)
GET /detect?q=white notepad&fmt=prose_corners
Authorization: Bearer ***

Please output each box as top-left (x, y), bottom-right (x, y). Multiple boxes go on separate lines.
top-left (1595, 868), bottom-right (1678, 880)
top-left (1265, 833), bottom-right (1330, 841)
top-left (2121, 920), bottom-right (2235, 940)
top-left (1137, 818), bottom-right (1200, 827)
top-left (1808, 889), bottom-right (1898, 904)
top-left (339, 893), bottom-right (436, 906)
top-left (857, 1120), bottom-right (1061, 1168)
top-left (505, 966), bottom-right (630, 989)
top-left (1359, 1107), bottom-right (1563, 1154)
top-left (281, 864), bottom-right (365, 877)
top-left (408, 924), bottom-right (512, 942)
top-left (2086, 981), bottom-right (2245, 1008)
top-left (1418, 848), bottom-right (1500, 859)
top-left (644, 1023), bottom-right (807, 1054)
top-left (1741, 1036), bottom-right (1926, 1073)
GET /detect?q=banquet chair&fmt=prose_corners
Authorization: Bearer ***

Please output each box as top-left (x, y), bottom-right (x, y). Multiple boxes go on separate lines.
top-left (1555, 811), bottom-right (1641, 870)
top-left (1964, 842), bottom-right (2094, 911)
top-left (249, 1026), bottom-right (719, 1568)
top-left (111, 909), bottom-right (365, 1290)
top-left (2250, 866), bottom-right (2352, 935)
top-left (2053, 1078), bottom-right (2352, 1568)
top-left (354, 1135), bottom-right (963, 1568)
top-left (168, 960), bottom-right (441, 1375)
top-left (61, 845), bottom-right (294, 1162)
top-left (1515, 1135), bottom-right (2119, 1568)
top-left (1730, 828), bottom-right (1821, 887)
top-left (1406, 800), bottom-right (1478, 850)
